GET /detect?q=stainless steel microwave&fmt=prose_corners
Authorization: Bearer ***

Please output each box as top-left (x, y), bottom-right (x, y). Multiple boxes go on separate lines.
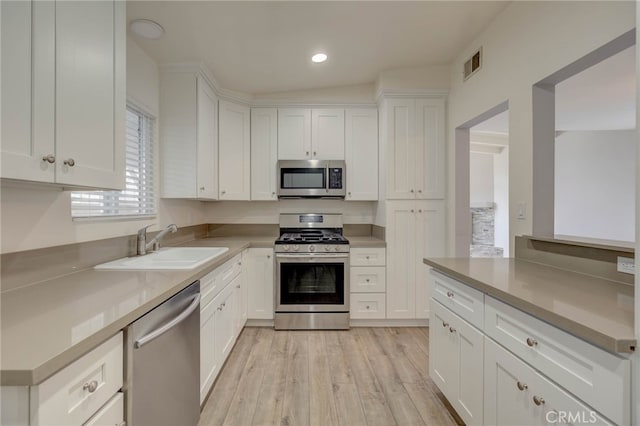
top-left (277, 160), bottom-right (346, 198)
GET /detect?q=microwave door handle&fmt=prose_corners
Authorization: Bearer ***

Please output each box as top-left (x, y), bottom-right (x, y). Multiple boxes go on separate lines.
top-left (325, 166), bottom-right (330, 193)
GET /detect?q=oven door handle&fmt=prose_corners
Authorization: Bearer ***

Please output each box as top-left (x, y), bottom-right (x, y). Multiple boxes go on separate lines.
top-left (276, 253), bottom-right (349, 259)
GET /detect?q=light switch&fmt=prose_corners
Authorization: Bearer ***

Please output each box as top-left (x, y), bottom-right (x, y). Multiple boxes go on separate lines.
top-left (516, 202), bottom-right (526, 220)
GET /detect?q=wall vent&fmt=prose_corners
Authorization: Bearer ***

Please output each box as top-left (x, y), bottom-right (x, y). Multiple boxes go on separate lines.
top-left (463, 47), bottom-right (482, 81)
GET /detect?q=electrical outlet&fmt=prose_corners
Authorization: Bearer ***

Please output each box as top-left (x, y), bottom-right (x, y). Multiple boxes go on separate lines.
top-left (617, 256), bottom-right (635, 275)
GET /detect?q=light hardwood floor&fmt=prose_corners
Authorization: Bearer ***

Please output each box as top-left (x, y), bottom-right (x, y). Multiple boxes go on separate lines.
top-left (199, 327), bottom-right (463, 426)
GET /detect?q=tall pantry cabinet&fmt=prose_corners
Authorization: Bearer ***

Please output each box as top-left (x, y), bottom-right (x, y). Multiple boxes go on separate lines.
top-left (380, 96), bottom-right (446, 320)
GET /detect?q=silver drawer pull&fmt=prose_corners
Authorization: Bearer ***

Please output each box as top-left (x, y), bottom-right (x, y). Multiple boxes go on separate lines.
top-left (365, 305), bottom-right (370, 310)
top-left (366, 256), bottom-right (370, 259)
top-left (533, 395), bottom-right (545, 406)
top-left (517, 381), bottom-right (528, 391)
top-left (442, 321), bottom-right (449, 327)
top-left (526, 337), bottom-right (538, 347)
top-left (42, 154), bottom-right (55, 163)
top-left (449, 327), bottom-right (456, 333)
top-left (365, 278), bottom-right (370, 282)
top-left (236, 284), bottom-right (241, 289)
top-left (446, 291), bottom-right (454, 298)
top-left (83, 380), bottom-right (98, 393)
top-left (64, 158), bottom-right (75, 167)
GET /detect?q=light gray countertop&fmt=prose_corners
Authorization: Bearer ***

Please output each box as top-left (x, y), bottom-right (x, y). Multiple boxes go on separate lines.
top-left (345, 236), bottom-right (386, 247)
top-left (423, 257), bottom-right (636, 354)
top-left (1, 234), bottom-right (384, 386)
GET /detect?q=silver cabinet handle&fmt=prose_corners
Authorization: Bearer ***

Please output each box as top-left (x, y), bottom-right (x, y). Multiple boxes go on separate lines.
top-left (366, 256), bottom-right (370, 259)
top-left (449, 326), bottom-right (456, 333)
top-left (134, 294), bottom-right (200, 348)
top-left (272, 192), bottom-right (276, 196)
top-left (83, 380), bottom-right (98, 393)
top-left (418, 189), bottom-right (422, 193)
top-left (446, 291), bottom-right (454, 298)
top-left (217, 305), bottom-right (223, 311)
top-left (365, 305), bottom-right (370, 310)
top-left (306, 151), bottom-right (309, 156)
top-left (348, 192), bottom-right (352, 196)
top-left (64, 158), bottom-right (75, 167)
top-left (526, 337), bottom-right (538, 347)
top-left (442, 321), bottom-right (449, 327)
top-left (517, 381), bottom-right (528, 391)
top-left (410, 189), bottom-right (414, 193)
top-left (42, 154), bottom-right (55, 163)
top-left (200, 186), bottom-right (205, 191)
top-left (221, 190), bottom-right (226, 195)
top-left (533, 395), bottom-right (545, 406)
top-left (411, 209), bottom-right (415, 213)
top-left (313, 151), bottom-right (317, 156)
top-left (365, 278), bottom-right (370, 282)
top-left (267, 255), bottom-right (271, 259)
top-left (418, 209), bottom-right (422, 213)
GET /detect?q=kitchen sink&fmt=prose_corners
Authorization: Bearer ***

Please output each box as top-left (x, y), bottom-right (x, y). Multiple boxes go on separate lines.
top-left (94, 247), bottom-right (229, 270)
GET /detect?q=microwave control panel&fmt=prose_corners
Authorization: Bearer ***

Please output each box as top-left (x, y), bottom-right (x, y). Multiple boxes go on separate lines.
top-left (329, 168), bottom-right (343, 189)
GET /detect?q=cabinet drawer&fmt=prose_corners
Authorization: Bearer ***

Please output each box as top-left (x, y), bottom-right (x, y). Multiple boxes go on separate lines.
top-left (430, 270), bottom-right (484, 330)
top-left (83, 392), bottom-right (124, 426)
top-left (200, 268), bottom-right (219, 309)
top-left (32, 333), bottom-right (123, 426)
top-left (350, 266), bottom-right (386, 292)
top-left (218, 254), bottom-right (242, 287)
top-left (350, 248), bottom-right (385, 266)
top-left (485, 296), bottom-right (630, 426)
top-left (350, 293), bottom-right (386, 319)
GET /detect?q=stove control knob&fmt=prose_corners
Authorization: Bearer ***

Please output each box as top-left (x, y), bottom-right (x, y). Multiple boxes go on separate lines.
top-left (283, 245), bottom-right (290, 252)
top-left (334, 246), bottom-right (339, 251)
top-left (309, 245), bottom-right (316, 252)
top-left (324, 246), bottom-right (330, 252)
top-left (293, 245), bottom-right (299, 252)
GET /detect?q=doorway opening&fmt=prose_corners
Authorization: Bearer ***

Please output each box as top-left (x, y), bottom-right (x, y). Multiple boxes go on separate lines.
top-left (454, 101), bottom-right (509, 257)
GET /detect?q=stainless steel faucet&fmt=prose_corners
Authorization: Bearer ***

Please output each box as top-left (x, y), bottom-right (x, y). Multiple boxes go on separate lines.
top-left (137, 224), bottom-right (178, 255)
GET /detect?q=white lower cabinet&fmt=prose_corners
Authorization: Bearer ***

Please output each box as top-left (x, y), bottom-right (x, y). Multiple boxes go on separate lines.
top-left (350, 248), bottom-right (386, 320)
top-left (350, 293), bottom-right (386, 319)
top-left (429, 300), bottom-right (484, 426)
top-left (245, 248), bottom-right (275, 320)
top-left (1, 333), bottom-right (124, 426)
top-left (200, 296), bottom-right (218, 404)
top-left (484, 338), bottom-right (613, 426)
top-left (83, 392), bottom-right (124, 426)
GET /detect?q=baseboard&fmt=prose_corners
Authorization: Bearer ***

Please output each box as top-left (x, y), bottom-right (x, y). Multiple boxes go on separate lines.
top-left (350, 318), bottom-right (429, 327)
top-left (246, 319), bottom-right (275, 327)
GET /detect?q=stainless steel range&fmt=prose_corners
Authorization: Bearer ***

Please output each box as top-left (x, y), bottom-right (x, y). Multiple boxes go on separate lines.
top-left (274, 214), bottom-right (350, 330)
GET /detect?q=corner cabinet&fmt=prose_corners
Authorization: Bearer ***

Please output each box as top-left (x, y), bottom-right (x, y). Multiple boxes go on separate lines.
top-left (1, 0), bottom-right (126, 190)
top-left (386, 200), bottom-right (445, 319)
top-left (382, 97), bottom-right (445, 200)
top-left (250, 108), bottom-right (278, 200)
top-left (160, 69), bottom-right (218, 199)
top-left (219, 100), bottom-right (251, 200)
top-left (345, 109), bottom-right (378, 200)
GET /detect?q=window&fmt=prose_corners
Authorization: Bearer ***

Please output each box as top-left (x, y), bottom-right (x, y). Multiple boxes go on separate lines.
top-left (71, 105), bottom-right (156, 218)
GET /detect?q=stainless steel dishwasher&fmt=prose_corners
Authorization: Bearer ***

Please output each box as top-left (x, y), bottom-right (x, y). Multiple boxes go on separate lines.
top-left (125, 281), bottom-right (200, 426)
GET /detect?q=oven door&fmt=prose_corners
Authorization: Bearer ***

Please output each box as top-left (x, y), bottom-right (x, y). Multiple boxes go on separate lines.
top-left (276, 253), bottom-right (349, 312)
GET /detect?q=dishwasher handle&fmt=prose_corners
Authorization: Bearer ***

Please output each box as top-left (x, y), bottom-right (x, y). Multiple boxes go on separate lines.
top-left (134, 293), bottom-right (201, 349)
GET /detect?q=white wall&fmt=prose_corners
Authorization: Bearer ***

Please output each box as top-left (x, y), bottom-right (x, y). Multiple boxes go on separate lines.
top-left (470, 152), bottom-right (494, 204)
top-left (494, 147), bottom-right (509, 256)
top-left (375, 65), bottom-right (450, 96)
top-left (555, 130), bottom-right (636, 242)
top-left (204, 200), bottom-right (375, 224)
top-left (447, 1), bottom-right (635, 255)
top-left (0, 40), bottom-right (206, 253)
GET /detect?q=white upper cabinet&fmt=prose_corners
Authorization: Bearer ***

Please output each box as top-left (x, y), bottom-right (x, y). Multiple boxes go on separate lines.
top-left (1, 0), bottom-right (125, 190)
top-left (251, 108), bottom-right (278, 200)
top-left (345, 109), bottom-right (378, 200)
top-left (384, 97), bottom-right (445, 200)
top-left (219, 100), bottom-right (251, 200)
top-left (278, 108), bottom-right (345, 160)
top-left (277, 108), bottom-right (311, 160)
top-left (311, 109), bottom-right (345, 159)
top-left (161, 71), bottom-right (218, 199)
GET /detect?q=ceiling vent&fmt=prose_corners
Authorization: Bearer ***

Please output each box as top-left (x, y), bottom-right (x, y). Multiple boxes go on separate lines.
top-left (463, 47), bottom-right (482, 81)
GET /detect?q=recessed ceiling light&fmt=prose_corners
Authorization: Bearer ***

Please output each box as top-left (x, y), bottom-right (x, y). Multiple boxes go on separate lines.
top-left (312, 53), bottom-right (328, 63)
top-left (130, 19), bottom-right (165, 40)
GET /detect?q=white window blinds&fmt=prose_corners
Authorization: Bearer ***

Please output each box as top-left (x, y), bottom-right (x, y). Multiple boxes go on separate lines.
top-left (71, 106), bottom-right (156, 218)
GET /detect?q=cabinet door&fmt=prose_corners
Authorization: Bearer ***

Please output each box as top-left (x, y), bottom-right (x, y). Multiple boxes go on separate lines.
top-left (429, 301), bottom-right (457, 398)
top-left (246, 248), bottom-right (275, 320)
top-left (311, 109), bottom-right (344, 159)
top-left (200, 299), bottom-right (217, 404)
top-left (214, 284), bottom-right (236, 365)
top-left (219, 100), bottom-right (251, 200)
top-left (345, 109), bottom-right (378, 200)
top-left (452, 311), bottom-right (484, 425)
top-left (1, 1), bottom-right (55, 183)
top-left (196, 78), bottom-right (218, 199)
top-left (415, 98), bottom-right (445, 199)
top-left (55, 0), bottom-right (125, 190)
top-left (415, 200), bottom-right (446, 319)
top-left (278, 108), bottom-right (311, 159)
top-left (484, 338), bottom-right (542, 426)
top-left (251, 108), bottom-right (278, 200)
top-left (386, 201), bottom-right (417, 318)
top-left (384, 99), bottom-right (417, 199)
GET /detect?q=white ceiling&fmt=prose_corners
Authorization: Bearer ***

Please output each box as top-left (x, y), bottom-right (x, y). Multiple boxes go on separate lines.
top-left (127, 1), bottom-right (510, 95)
